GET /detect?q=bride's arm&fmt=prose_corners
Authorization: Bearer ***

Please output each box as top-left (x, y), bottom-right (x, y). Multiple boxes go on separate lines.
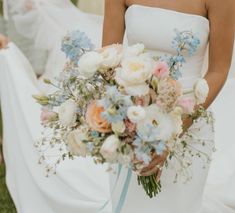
top-left (203, 0), bottom-right (235, 108)
top-left (102, 0), bottom-right (126, 46)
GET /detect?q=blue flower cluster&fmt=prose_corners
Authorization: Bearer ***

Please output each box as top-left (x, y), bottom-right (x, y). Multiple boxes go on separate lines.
top-left (163, 29), bottom-right (201, 80)
top-left (161, 55), bottom-right (186, 80)
top-left (133, 137), bottom-right (166, 164)
top-left (99, 86), bottom-right (133, 123)
top-left (172, 29), bottom-right (200, 56)
top-left (61, 30), bottom-right (94, 62)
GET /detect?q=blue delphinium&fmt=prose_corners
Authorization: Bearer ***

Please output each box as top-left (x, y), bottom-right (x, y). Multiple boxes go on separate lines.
top-left (172, 29), bottom-right (200, 56)
top-left (133, 133), bottom-right (166, 164)
top-left (133, 137), bottom-right (152, 165)
top-left (98, 86), bottom-right (133, 123)
top-left (163, 29), bottom-right (201, 80)
top-left (61, 30), bottom-right (94, 62)
top-left (152, 140), bottom-right (166, 155)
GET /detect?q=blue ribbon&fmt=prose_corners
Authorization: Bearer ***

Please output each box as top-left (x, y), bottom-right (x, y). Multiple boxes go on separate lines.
top-left (98, 165), bottom-right (132, 213)
top-left (114, 168), bottom-right (132, 213)
top-left (98, 164), bottom-right (122, 212)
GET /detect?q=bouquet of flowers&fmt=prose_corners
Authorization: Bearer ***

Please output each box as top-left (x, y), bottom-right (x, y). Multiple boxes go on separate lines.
top-left (34, 29), bottom-right (212, 198)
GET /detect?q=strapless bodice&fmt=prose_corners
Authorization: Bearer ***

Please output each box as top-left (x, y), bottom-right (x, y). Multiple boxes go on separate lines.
top-left (125, 5), bottom-right (210, 89)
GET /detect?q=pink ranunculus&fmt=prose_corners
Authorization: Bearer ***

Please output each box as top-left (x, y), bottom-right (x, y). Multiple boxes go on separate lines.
top-left (177, 97), bottom-right (196, 114)
top-left (40, 109), bottom-right (57, 124)
top-left (153, 62), bottom-right (170, 79)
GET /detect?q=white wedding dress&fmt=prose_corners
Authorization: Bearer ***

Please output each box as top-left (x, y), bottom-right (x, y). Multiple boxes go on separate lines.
top-left (110, 5), bottom-right (235, 213)
top-left (1, 1), bottom-right (235, 213)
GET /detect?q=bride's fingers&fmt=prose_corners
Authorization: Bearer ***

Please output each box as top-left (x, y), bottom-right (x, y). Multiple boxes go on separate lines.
top-left (140, 158), bottom-right (163, 173)
top-left (140, 152), bottom-right (167, 173)
top-left (140, 166), bottom-right (160, 177)
top-left (156, 169), bottom-right (162, 182)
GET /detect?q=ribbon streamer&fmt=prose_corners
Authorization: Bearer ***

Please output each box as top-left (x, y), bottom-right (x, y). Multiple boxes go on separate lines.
top-left (98, 165), bottom-right (132, 213)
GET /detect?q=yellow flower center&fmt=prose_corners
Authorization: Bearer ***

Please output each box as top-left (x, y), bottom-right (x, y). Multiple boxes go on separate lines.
top-left (129, 63), bottom-right (144, 72)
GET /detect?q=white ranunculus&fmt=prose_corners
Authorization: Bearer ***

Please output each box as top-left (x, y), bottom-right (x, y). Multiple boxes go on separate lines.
top-left (100, 135), bottom-right (120, 162)
top-left (67, 129), bottom-right (88, 157)
top-left (115, 55), bottom-right (154, 96)
top-left (125, 43), bottom-right (145, 57)
top-left (127, 105), bottom-right (146, 123)
top-left (112, 121), bottom-right (126, 133)
top-left (137, 105), bottom-right (177, 141)
top-left (58, 99), bottom-right (77, 126)
top-left (194, 79), bottom-right (209, 104)
top-left (78, 51), bottom-right (103, 78)
top-left (100, 44), bottom-right (123, 69)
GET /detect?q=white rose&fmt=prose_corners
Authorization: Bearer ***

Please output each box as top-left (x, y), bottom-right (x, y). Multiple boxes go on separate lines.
top-left (115, 55), bottom-right (154, 96)
top-left (100, 135), bottom-right (120, 162)
top-left (67, 129), bottom-right (88, 157)
top-left (137, 105), bottom-right (177, 141)
top-left (99, 44), bottom-right (123, 69)
top-left (112, 121), bottom-right (126, 133)
top-left (194, 79), bottom-right (209, 104)
top-left (58, 99), bottom-right (77, 126)
top-left (125, 43), bottom-right (145, 57)
top-left (78, 51), bottom-right (103, 78)
top-left (127, 105), bottom-right (146, 123)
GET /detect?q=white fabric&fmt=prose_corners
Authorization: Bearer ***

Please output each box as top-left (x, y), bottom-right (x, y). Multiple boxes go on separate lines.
top-left (112, 5), bottom-right (234, 213)
top-left (0, 43), bottom-right (111, 213)
top-left (5, 0), bottom-right (103, 80)
top-left (202, 78), bottom-right (235, 213)
top-left (1, 1), bottom-right (110, 212)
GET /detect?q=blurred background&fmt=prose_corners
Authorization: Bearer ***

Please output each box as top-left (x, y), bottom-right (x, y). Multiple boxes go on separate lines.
top-left (0, 0), bottom-right (104, 212)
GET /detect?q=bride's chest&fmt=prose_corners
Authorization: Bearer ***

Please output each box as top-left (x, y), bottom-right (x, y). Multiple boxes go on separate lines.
top-left (125, 5), bottom-right (209, 55)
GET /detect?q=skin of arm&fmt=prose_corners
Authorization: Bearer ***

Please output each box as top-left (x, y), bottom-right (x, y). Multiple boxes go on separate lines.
top-left (0, 33), bottom-right (9, 49)
top-left (183, 0), bottom-right (235, 133)
top-left (102, 0), bottom-right (235, 177)
top-left (203, 0), bottom-right (235, 108)
top-left (102, 0), bottom-right (126, 46)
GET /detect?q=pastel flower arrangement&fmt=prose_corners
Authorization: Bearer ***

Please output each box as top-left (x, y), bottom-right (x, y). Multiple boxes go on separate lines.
top-left (34, 29), bottom-right (212, 198)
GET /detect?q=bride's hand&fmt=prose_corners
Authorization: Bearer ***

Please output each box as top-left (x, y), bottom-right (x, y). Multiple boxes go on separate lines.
top-left (0, 34), bottom-right (9, 49)
top-left (179, 116), bottom-right (193, 138)
top-left (133, 151), bottom-right (169, 180)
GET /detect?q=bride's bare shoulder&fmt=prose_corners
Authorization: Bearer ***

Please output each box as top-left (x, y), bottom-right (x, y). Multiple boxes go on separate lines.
top-left (206, 0), bottom-right (235, 33)
top-left (207, 0), bottom-right (235, 18)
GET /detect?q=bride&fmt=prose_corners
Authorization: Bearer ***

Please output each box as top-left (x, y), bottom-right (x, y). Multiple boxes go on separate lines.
top-left (103, 0), bottom-right (235, 212)
top-left (1, 0), bottom-right (235, 212)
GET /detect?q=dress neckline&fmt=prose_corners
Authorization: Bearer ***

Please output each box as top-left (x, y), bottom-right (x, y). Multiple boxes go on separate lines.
top-left (126, 4), bottom-right (209, 25)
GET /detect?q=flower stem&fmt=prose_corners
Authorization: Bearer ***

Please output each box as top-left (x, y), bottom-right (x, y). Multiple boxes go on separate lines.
top-left (137, 174), bottom-right (161, 198)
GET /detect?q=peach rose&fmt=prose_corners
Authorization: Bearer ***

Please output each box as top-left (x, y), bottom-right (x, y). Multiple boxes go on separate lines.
top-left (86, 101), bottom-right (112, 133)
